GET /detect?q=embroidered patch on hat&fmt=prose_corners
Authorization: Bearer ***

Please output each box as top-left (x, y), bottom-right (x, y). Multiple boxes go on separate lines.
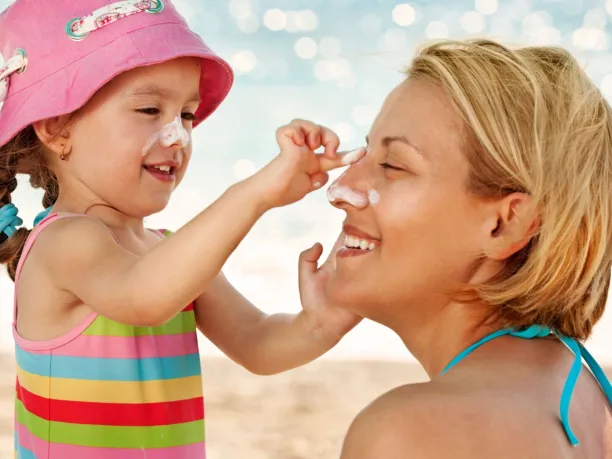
top-left (66, 0), bottom-right (165, 41)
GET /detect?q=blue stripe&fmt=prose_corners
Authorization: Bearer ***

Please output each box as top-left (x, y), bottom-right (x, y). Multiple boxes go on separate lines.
top-left (17, 445), bottom-right (38, 459)
top-left (15, 347), bottom-right (201, 381)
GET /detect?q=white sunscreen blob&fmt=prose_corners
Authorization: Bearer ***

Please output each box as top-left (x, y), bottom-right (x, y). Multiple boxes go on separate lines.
top-left (142, 116), bottom-right (191, 156)
top-left (341, 147), bottom-right (366, 166)
top-left (327, 184), bottom-right (369, 208)
top-left (367, 188), bottom-right (380, 205)
top-left (327, 170), bottom-right (368, 208)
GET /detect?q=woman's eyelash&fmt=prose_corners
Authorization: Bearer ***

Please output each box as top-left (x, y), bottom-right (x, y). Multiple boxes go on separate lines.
top-left (378, 162), bottom-right (402, 171)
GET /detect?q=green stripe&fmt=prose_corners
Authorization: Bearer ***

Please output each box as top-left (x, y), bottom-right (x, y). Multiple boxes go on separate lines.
top-left (84, 311), bottom-right (196, 337)
top-left (16, 400), bottom-right (205, 448)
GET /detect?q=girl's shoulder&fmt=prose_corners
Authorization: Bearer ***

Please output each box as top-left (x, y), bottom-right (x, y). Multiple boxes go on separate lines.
top-left (27, 214), bottom-right (118, 265)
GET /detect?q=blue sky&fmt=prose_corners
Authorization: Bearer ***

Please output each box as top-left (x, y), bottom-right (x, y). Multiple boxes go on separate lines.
top-left (1, 0), bottom-right (612, 361)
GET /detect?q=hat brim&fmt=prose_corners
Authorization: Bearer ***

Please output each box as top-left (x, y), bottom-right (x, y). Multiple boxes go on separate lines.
top-left (0, 21), bottom-right (234, 146)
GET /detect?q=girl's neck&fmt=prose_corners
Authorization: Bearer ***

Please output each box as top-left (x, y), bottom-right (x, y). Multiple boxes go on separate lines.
top-left (53, 196), bottom-right (147, 236)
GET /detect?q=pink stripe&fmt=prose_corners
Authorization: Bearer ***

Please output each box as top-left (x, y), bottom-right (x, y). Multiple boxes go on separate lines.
top-left (23, 332), bottom-right (198, 359)
top-left (14, 312), bottom-right (98, 352)
top-left (17, 424), bottom-right (205, 459)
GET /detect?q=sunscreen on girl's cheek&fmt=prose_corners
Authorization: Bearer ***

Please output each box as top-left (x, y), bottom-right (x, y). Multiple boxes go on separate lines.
top-left (142, 116), bottom-right (191, 156)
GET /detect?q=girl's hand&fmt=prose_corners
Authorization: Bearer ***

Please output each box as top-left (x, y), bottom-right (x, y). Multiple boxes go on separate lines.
top-left (298, 235), bottom-right (363, 340)
top-left (247, 119), bottom-right (366, 211)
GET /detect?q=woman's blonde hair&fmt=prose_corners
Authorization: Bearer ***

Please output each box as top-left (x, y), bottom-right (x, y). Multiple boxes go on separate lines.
top-left (407, 39), bottom-right (612, 340)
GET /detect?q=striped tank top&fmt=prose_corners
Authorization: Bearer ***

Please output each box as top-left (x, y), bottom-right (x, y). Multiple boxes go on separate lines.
top-left (13, 214), bottom-right (205, 459)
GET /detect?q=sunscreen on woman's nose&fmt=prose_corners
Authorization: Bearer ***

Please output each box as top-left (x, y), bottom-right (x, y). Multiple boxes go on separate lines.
top-left (327, 152), bottom-right (380, 207)
top-left (327, 182), bottom-right (369, 208)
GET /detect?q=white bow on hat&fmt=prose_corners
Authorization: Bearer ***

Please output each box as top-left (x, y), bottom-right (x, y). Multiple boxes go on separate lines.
top-left (0, 49), bottom-right (27, 113)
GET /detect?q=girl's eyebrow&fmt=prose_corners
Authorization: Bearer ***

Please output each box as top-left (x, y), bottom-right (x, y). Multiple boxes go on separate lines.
top-left (127, 83), bottom-right (201, 104)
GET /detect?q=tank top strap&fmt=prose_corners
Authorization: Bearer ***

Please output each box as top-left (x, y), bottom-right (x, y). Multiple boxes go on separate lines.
top-left (440, 324), bottom-right (612, 448)
top-left (12, 212), bottom-right (110, 325)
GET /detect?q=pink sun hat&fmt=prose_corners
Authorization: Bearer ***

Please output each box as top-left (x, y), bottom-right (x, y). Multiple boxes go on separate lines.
top-left (0, 0), bottom-right (234, 148)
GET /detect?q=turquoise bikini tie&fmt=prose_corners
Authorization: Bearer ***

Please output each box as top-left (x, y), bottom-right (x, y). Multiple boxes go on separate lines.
top-left (441, 324), bottom-right (612, 447)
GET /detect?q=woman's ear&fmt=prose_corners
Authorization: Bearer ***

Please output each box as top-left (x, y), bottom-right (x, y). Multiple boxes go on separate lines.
top-left (483, 193), bottom-right (540, 261)
top-left (32, 115), bottom-right (72, 154)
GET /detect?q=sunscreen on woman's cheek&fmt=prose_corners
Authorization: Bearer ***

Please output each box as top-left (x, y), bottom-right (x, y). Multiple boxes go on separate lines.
top-left (142, 115), bottom-right (191, 156)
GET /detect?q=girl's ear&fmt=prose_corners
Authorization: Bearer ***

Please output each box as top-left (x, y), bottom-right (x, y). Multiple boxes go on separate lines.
top-left (32, 115), bottom-right (72, 155)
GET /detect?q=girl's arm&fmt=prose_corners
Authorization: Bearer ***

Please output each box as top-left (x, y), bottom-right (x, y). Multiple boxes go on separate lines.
top-left (40, 120), bottom-right (362, 328)
top-left (39, 179), bottom-right (267, 326)
top-left (194, 241), bottom-right (360, 375)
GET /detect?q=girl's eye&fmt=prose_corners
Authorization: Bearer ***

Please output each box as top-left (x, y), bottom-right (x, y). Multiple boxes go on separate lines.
top-left (136, 108), bottom-right (195, 122)
top-left (136, 107), bottom-right (160, 116)
top-left (378, 162), bottom-right (403, 171)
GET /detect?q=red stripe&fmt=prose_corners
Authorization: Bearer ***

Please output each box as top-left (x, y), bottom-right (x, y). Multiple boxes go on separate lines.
top-left (16, 381), bottom-right (204, 426)
top-left (183, 303), bottom-right (194, 312)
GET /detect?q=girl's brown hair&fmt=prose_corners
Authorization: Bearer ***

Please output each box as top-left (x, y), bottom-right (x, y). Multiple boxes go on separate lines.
top-left (0, 126), bottom-right (59, 280)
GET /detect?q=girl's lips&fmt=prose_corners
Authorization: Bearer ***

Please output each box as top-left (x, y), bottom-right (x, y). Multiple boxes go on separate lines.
top-left (143, 165), bottom-right (176, 182)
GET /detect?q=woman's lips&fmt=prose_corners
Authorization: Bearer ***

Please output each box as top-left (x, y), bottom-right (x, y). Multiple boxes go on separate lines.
top-left (338, 224), bottom-right (381, 258)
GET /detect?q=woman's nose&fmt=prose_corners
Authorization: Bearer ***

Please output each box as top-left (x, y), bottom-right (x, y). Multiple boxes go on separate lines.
top-left (328, 166), bottom-right (370, 210)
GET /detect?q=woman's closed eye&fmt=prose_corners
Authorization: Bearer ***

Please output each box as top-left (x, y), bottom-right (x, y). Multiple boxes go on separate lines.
top-left (378, 161), bottom-right (404, 171)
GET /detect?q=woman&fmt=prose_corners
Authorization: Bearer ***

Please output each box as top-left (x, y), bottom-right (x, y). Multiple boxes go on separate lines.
top-left (326, 39), bottom-right (612, 458)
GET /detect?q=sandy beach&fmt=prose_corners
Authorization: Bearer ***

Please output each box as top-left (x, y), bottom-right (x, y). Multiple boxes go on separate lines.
top-left (2, 354), bottom-right (609, 459)
top-left (0, 355), bottom-right (428, 459)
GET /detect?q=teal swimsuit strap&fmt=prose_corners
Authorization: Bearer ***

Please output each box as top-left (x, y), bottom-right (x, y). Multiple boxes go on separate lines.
top-left (440, 324), bottom-right (612, 447)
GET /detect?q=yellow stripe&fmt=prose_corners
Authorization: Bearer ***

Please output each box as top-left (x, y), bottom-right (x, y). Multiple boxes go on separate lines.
top-left (17, 368), bottom-right (203, 404)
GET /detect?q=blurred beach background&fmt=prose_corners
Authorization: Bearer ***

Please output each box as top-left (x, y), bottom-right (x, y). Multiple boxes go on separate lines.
top-left (1, 0), bottom-right (612, 457)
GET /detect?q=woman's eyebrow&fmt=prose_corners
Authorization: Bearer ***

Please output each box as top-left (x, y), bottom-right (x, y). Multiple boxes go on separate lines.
top-left (366, 135), bottom-right (424, 157)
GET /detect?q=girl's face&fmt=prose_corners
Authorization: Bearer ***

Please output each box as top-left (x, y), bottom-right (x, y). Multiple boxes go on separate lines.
top-left (58, 57), bottom-right (201, 217)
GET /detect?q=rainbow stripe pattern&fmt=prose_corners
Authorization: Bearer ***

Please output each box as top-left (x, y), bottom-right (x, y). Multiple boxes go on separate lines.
top-left (13, 215), bottom-right (205, 459)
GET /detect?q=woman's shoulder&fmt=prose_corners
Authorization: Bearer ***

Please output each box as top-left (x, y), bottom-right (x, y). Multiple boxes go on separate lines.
top-left (340, 382), bottom-right (550, 459)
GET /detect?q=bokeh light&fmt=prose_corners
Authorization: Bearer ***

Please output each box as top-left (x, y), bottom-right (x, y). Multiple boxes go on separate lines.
top-left (263, 8), bottom-right (286, 31)
top-left (392, 4), bottom-right (416, 27)
top-left (294, 37), bottom-right (318, 60)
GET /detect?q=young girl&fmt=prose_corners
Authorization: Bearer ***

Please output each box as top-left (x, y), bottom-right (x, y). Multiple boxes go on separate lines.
top-left (0, 1), bottom-right (364, 458)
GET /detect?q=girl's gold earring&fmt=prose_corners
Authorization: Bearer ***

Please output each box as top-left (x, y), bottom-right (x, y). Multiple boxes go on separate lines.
top-left (59, 145), bottom-right (70, 161)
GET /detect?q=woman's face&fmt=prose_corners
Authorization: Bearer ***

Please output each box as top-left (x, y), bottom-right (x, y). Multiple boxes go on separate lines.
top-left (327, 78), bottom-right (496, 325)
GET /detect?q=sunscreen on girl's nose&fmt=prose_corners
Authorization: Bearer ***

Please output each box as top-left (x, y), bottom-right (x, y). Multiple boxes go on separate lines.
top-left (142, 116), bottom-right (191, 156)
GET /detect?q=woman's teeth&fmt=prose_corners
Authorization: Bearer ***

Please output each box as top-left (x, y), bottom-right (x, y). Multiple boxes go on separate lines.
top-left (344, 235), bottom-right (376, 250)
top-left (153, 165), bottom-right (171, 172)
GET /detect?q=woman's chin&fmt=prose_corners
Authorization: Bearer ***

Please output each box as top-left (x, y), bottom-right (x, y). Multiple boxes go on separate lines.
top-left (326, 275), bottom-right (373, 314)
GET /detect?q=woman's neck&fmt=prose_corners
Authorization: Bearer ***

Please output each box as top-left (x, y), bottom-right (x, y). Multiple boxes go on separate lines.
top-left (394, 300), bottom-right (502, 378)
